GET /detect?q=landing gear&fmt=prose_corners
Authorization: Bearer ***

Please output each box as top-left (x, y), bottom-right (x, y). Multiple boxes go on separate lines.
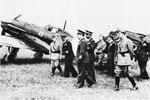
top-left (33, 52), bottom-right (43, 60)
top-left (1, 29), bottom-right (6, 35)
top-left (7, 47), bottom-right (19, 62)
top-left (0, 46), bottom-right (19, 64)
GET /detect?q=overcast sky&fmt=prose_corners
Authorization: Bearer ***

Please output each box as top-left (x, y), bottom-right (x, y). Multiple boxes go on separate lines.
top-left (1, 0), bottom-right (150, 42)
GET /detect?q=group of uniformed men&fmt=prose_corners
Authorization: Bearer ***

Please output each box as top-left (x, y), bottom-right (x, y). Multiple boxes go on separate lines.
top-left (48, 29), bottom-right (150, 91)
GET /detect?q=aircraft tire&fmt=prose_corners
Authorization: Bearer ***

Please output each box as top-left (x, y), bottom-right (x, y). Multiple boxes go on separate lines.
top-left (34, 52), bottom-right (43, 60)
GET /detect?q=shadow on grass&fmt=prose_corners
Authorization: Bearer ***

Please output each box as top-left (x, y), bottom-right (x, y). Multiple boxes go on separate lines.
top-left (1, 58), bottom-right (50, 65)
top-left (1, 58), bottom-right (66, 65)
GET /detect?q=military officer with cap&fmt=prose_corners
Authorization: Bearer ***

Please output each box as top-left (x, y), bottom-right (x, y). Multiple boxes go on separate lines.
top-left (61, 34), bottom-right (78, 78)
top-left (85, 30), bottom-right (96, 83)
top-left (105, 35), bottom-right (116, 76)
top-left (110, 31), bottom-right (138, 91)
top-left (135, 41), bottom-right (149, 79)
top-left (75, 29), bottom-right (95, 88)
top-left (49, 34), bottom-right (63, 76)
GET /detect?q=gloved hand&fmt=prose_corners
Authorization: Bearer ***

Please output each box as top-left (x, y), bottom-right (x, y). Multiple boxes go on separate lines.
top-left (87, 43), bottom-right (91, 50)
top-left (62, 55), bottom-right (65, 59)
top-left (79, 55), bottom-right (82, 59)
top-left (66, 51), bottom-right (69, 54)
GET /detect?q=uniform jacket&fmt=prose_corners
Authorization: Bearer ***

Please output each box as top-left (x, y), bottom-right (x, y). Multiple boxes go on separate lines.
top-left (118, 38), bottom-right (134, 57)
top-left (114, 36), bottom-right (134, 65)
top-left (107, 42), bottom-right (115, 60)
top-left (49, 41), bottom-right (62, 60)
top-left (86, 38), bottom-right (96, 62)
top-left (62, 39), bottom-right (75, 60)
top-left (135, 43), bottom-right (149, 61)
top-left (94, 39), bottom-right (107, 55)
top-left (76, 38), bottom-right (89, 63)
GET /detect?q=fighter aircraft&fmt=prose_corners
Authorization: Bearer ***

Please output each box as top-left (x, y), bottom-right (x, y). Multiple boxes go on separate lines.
top-left (113, 30), bottom-right (146, 46)
top-left (0, 15), bottom-right (73, 62)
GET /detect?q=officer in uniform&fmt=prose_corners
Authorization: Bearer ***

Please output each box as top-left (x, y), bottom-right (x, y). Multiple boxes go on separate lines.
top-left (94, 34), bottom-right (107, 71)
top-left (49, 34), bottom-right (63, 76)
top-left (135, 41), bottom-right (149, 79)
top-left (75, 29), bottom-right (95, 88)
top-left (110, 31), bottom-right (138, 91)
top-left (62, 34), bottom-right (78, 78)
top-left (105, 35), bottom-right (116, 76)
top-left (85, 30), bottom-right (96, 83)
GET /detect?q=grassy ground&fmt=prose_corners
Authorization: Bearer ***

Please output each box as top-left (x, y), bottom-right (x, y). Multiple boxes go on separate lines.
top-left (0, 49), bottom-right (150, 100)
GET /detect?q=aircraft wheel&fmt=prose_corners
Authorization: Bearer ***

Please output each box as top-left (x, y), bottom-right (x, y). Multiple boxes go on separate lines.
top-left (7, 47), bottom-right (19, 62)
top-left (1, 29), bottom-right (6, 35)
top-left (34, 52), bottom-right (43, 60)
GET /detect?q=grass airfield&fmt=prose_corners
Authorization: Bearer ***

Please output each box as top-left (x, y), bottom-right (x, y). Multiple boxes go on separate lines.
top-left (0, 49), bottom-right (150, 100)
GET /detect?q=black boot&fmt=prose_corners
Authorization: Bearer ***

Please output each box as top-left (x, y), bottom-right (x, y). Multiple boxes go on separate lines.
top-left (57, 65), bottom-right (63, 76)
top-left (142, 71), bottom-right (149, 79)
top-left (128, 76), bottom-right (138, 90)
top-left (114, 76), bottom-right (120, 91)
top-left (51, 67), bottom-right (56, 76)
top-left (128, 76), bottom-right (136, 87)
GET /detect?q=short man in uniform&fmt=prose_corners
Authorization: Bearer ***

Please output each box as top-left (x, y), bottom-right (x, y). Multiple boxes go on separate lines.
top-left (94, 34), bottom-right (107, 71)
top-left (75, 29), bottom-right (95, 88)
top-left (110, 31), bottom-right (138, 91)
top-left (105, 35), bottom-right (116, 76)
top-left (49, 34), bottom-right (63, 76)
top-left (62, 34), bottom-right (78, 78)
top-left (135, 41), bottom-right (149, 79)
top-left (85, 30), bottom-right (96, 83)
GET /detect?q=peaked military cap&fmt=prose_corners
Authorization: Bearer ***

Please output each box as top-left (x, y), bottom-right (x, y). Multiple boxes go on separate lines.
top-left (61, 34), bottom-right (67, 38)
top-left (105, 36), bottom-right (111, 40)
top-left (85, 30), bottom-right (93, 35)
top-left (109, 31), bottom-right (118, 37)
top-left (77, 29), bottom-right (85, 35)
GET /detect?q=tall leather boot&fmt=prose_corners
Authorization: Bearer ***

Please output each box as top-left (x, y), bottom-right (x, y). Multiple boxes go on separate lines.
top-left (128, 76), bottom-right (138, 90)
top-left (114, 76), bottom-right (120, 91)
top-left (143, 71), bottom-right (149, 79)
top-left (57, 65), bottom-right (63, 76)
top-left (51, 67), bottom-right (56, 76)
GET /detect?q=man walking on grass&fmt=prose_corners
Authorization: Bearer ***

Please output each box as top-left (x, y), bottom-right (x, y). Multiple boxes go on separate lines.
top-left (109, 31), bottom-right (138, 91)
top-left (49, 34), bottom-right (63, 76)
top-left (62, 34), bottom-right (78, 78)
top-left (75, 29), bottom-right (95, 88)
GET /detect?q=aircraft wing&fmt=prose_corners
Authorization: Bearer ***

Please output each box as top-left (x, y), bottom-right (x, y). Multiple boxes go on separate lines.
top-left (124, 31), bottom-right (146, 46)
top-left (0, 34), bottom-right (50, 54)
top-left (0, 35), bottom-right (30, 49)
top-left (1, 22), bottom-right (50, 54)
top-left (22, 33), bottom-right (50, 54)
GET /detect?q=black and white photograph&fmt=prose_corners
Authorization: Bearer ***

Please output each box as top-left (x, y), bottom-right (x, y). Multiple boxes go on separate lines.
top-left (0, 0), bottom-right (150, 100)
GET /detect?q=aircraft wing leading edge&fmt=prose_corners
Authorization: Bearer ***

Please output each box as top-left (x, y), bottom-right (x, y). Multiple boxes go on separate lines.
top-left (1, 22), bottom-right (50, 54)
